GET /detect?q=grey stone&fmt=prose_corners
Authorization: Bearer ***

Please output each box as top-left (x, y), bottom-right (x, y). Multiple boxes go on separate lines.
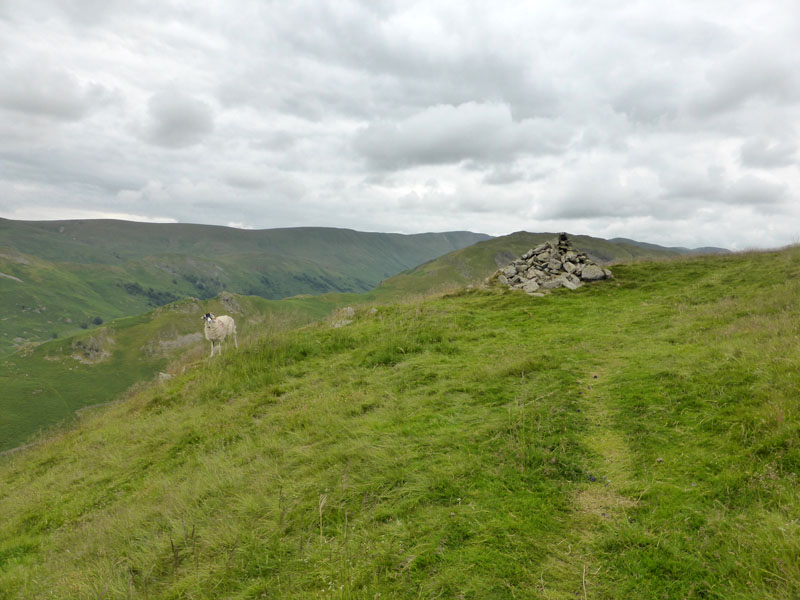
top-left (489, 233), bottom-right (612, 294)
top-left (562, 275), bottom-right (582, 290)
top-left (540, 279), bottom-right (564, 290)
top-left (580, 265), bottom-right (606, 280)
top-left (547, 258), bottom-right (562, 270)
top-left (522, 280), bottom-right (540, 293)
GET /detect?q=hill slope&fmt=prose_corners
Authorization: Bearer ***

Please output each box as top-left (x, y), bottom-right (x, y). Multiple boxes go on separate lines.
top-left (1, 246), bottom-right (798, 598)
top-left (609, 237), bottom-right (731, 255)
top-left (373, 231), bottom-right (686, 298)
top-left (0, 291), bottom-right (355, 453)
top-left (0, 219), bottom-right (488, 354)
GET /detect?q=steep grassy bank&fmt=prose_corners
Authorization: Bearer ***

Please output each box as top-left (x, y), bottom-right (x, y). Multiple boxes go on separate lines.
top-left (0, 292), bottom-right (355, 453)
top-left (0, 247), bottom-right (798, 598)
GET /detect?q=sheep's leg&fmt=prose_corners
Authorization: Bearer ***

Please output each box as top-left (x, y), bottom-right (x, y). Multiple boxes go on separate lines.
top-left (209, 341), bottom-right (215, 357)
top-left (233, 332), bottom-right (238, 349)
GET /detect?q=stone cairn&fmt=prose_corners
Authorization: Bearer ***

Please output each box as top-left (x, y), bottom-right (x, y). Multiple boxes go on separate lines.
top-left (487, 233), bottom-right (612, 295)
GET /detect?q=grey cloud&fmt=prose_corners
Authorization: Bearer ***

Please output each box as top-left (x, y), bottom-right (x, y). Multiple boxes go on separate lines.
top-left (354, 102), bottom-right (572, 169)
top-left (223, 170), bottom-right (266, 190)
top-left (0, 63), bottom-right (113, 120)
top-left (692, 47), bottom-right (800, 117)
top-left (0, 145), bottom-right (145, 192)
top-left (538, 165), bottom-right (667, 220)
top-left (216, 2), bottom-right (560, 122)
top-left (725, 174), bottom-right (786, 205)
top-left (482, 165), bottom-right (528, 186)
top-left (611, 79), bottom-right (679, 124)
top-left (660, 167), bottom-right (787, 208)
top-left (143, 91), bottom-right (214, 148)
top-left (740, 137), bottom-right (797, 168)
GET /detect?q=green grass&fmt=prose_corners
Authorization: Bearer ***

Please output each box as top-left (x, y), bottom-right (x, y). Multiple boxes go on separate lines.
top-left (0, 247), bottom-right (798, 598)
top-left (372, 230), bottom-right (687, 299)
top-left (0, 219), bottom-right (490, 355)
top-left (0, 293), bottom-right (354, 453)
top-left (0, 223), bottom-right (693, 355)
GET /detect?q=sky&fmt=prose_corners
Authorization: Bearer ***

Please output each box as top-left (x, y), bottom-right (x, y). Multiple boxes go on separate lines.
top-left (1, 1), bottom-right (799, 250)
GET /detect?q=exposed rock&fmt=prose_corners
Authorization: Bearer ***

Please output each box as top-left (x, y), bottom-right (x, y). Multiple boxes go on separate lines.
top-left (71, 328), bottom-right (114, 364)
top-left (522, 280), bottom-right (540, 293)
top-left (580, 264), bottom-right (606, 281)
top-left (331, 306), bottom-right (356, 328)
top-left (219, 291), bottom-right (243, 314)
top-left (486, 233), bottom-right (612, 296)
top-left (0, 272), bottom-right (23, 283)
top-left (142, 332), bottom-right (204, 357)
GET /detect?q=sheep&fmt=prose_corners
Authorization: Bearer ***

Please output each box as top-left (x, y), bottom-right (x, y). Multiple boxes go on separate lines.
top-left (201, 313), bottom-right (238, 357)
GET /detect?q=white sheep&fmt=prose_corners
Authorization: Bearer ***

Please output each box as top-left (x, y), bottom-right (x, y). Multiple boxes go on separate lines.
top-left (201, 313), bottom-right (238, 357)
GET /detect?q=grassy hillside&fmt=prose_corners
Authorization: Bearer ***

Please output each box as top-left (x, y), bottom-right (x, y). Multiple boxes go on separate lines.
top-left (1, 246), bottom-right (798, 598)
top-left (0, 291), bottom-right (358, 453)
top-left (0, 219), bottom-right (489, 270)
top-left (0, 219), bottom-right (488, 354)
top-left (372, 231), bottom-right (684, 298)
top-left (609, 237), bottom-right (731, 255)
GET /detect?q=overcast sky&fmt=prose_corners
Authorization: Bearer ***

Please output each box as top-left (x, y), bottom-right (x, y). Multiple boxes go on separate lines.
top-left (1, 1), bottom-right (799, 249)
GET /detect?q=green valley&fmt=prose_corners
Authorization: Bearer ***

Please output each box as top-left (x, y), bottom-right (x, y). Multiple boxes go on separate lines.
top-left (0, 219), bottom-right (489, 355)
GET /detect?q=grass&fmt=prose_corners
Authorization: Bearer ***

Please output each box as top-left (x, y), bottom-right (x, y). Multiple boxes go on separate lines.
top-left (0, 224), bottom-right (690, 356)
top-left (0, 247), bottom-right (798, 598)
top-left (0, 293), bottom-right (349, 453)
top-left (371, 231), bottom-right (686, 299)
top-left (0, 220), bottom-right (490, 354)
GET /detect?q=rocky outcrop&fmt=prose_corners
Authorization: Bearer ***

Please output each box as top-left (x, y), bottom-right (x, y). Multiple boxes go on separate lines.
top-left (488, 233), bottom-right (613, 295)
top-left (330, 306), bottom-right (356, 328)
top-left (71, 328), bottom-right (114, 364)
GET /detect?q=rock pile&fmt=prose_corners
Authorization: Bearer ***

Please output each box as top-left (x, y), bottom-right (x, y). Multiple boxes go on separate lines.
top-left (488, 233), bottom-right (613, 295)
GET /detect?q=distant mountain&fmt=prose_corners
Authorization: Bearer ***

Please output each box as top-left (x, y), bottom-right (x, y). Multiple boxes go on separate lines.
top-left (609, 237), bottom-right (730, 255)
top-left (0, 218), bottom-right (489, 354)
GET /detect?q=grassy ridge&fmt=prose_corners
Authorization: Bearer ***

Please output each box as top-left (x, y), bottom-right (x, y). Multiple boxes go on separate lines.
top-left (1, 247), bottom-right (798, 598)
top-left (374, 231), bottom-right (686, 298)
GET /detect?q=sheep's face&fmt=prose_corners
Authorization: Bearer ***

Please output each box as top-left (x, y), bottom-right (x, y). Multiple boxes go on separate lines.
top-left (202, 313), bottom-right (215, 324)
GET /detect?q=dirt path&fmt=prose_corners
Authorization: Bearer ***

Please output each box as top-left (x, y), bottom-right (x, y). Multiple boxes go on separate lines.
top-left (536, 365), bottom-right (637, 599)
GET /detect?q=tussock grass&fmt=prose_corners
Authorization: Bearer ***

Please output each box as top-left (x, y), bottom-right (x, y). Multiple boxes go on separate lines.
top-left (1, 247), bottom-right (799, 598)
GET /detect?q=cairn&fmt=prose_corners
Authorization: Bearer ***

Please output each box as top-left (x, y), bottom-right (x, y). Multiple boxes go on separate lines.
top-left (488, 233), bottom-right (612, 295)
